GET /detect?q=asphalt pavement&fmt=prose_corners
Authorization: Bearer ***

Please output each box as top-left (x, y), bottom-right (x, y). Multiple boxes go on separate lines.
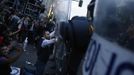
top-left (12, 43), bottom-right (56, 75)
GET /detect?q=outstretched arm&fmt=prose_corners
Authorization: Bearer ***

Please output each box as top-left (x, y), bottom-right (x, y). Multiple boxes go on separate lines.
top-left (1, 43), bottom-right (23, 65)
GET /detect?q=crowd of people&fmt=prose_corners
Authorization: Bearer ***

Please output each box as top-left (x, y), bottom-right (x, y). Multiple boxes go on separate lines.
top-left (0, 0), bottom-right (96, 75)
top-left (0, 0), bottom-right (57, 74)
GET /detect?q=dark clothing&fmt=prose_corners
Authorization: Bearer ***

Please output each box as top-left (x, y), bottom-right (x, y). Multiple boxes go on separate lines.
top-left (35, 25), bottom-right (44, 37)
top-left (0, 65), bottom-right (11, 75)
top-left (35, 60), bottom-right (46, 75)
top-left (18, 30), bottom-right (27, 43)
top-left (18, 23), bottom-right (28, 43)
top-left (0, 34), bottom-right (10, 47)
top-left (18, 20), bottom-right (29, 43)
top-left (10, 15), bottom-right (20, 32)
top-left (37, 38), bottom-right (53, 62)
top-left (35, 38), bottom-right (54, 75)
top-left (28, 24), bottom-right (36, 44)
top-left (66, 17), bottom-right (92, 75)
top-left (0, 56), bottom-right (11, 75)
top-left (28, 31), bottom-right (35, 44)
top-left (45, 22), bottom-right (55, 32)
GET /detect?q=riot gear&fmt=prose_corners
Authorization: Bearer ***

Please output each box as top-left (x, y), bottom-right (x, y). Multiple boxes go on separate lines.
top-left (94, 0), bottom-right (134, 51)
top-left (82, 0), bottom-right (134, 75)
top-left (59, 16), bottom-right (92, 75)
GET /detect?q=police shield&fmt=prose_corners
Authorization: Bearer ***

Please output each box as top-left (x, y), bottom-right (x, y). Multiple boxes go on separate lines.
top-left (82, 0), bottom-right (134, 75)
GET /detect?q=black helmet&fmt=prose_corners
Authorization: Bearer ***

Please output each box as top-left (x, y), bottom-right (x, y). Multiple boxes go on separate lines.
top-left (60, 16), bottom-right (91, 51)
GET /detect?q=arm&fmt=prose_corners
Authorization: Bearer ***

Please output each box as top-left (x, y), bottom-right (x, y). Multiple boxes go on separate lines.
top-left (41, 38), bottom-right (55, 48)
top-left (50, 31), bottom-right (55, 38)
top-left (2, 44), bottom-right (23, 65)
top-left (10, 29), bottom-right (20, 36)
top-left (9, 22), bottom-right (22, 36)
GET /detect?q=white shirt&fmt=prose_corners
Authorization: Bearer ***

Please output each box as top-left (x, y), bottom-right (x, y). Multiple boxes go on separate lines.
top-left (41, 38), bottom-right (55, 48)
top-left (50, 31), bottom-right (55, 38)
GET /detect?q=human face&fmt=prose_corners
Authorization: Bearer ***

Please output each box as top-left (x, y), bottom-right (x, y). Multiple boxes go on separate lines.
top-left (45, 31), bottom-right (50, 39)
